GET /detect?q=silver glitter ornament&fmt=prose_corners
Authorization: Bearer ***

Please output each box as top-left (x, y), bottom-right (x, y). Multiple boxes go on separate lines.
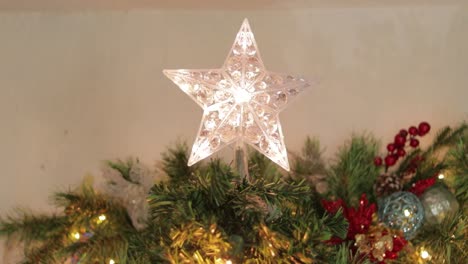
top-left (379, 191), bottom-right (424, 239)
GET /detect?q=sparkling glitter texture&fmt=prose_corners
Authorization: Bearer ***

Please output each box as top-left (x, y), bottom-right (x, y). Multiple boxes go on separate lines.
top-left (164, 19), bottom-right (310, 171)
top-left (379, 191), bottom-right (424, 239)
top-left (420, 185), bottom-right (459, 225)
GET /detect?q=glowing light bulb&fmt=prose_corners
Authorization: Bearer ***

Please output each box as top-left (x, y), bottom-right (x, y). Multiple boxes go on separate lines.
top-left (438, 173), bottom-right (445, 179)
top-left (215, 258), bottom-right (233, 264)
top-left (404, 209), bottom-right (410, 217)
top-left (96, 214), bottom-right (107, 224)
top-left (421, 250), bottom-right (430, 259)
top-left (73, 232), bottom-right (80, 240)
top-left (233, 87), bottom-right (251, 104)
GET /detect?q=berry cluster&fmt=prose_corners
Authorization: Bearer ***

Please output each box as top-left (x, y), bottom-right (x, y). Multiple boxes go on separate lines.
top-left (404, 155), bottom-right (424, 175)
top-left (374, 122), bottom-right (431, 168)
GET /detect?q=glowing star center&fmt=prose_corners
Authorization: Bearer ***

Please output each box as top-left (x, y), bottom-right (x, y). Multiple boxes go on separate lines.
top-left (232, 87), bottom-right (251, 104)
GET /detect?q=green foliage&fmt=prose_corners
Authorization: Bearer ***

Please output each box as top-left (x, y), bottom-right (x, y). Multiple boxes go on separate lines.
top-left (0, 123), bottom-right (466, 263)
top-left (331, 243), bottom-right (371, 264)
top-left (162, 142), bottom-right (197, 185)
top-left (147, 150), bottom-right (348, 263)
top-left (107, 159), bottom-right (137, 184)
top-left (322, 209), bottom-right (348, 240)
top-left (412, 211), bottom-right (467, 264)
top-left (446, 129), bottom-right (468, 206)
top-left (248, 150), bottom-right (282, 181)
top-left (0, 212), bottom-right (68, 242)
top-left (292, 137), bottom-right (327, 177)
top-left (397, 123), bottom-right (467, 182)
top-left (327, 134), bottom-right (380, 205)
top-left (0, 179), bottom-right (142, 263)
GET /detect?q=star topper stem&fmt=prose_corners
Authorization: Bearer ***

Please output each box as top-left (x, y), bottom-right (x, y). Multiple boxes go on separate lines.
top-left (235, 141), bottom-right (250, 181)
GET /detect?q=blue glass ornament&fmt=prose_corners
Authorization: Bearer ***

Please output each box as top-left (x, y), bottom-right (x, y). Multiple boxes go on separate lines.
top-left (379, 191), bottom-right (424, 239)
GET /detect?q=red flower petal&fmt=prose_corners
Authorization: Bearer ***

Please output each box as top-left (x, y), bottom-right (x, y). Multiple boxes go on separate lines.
top-left (408, 177), bottom-right (436, 196)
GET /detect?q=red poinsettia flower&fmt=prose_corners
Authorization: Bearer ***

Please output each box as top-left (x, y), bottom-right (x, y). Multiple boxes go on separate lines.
top-left (322, 194), bottom-right (376, 241)
top-left (346, 194), bottom-right (376, 239)
top-left (321, 198), bottom-right (345, 214)
top-left (322, 194), bottom-right (407, 263)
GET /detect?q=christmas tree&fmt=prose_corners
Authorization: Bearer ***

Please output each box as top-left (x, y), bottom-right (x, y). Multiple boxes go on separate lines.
top-left (1, 19), bottom-right (466, 264)
top-left (1, 122), bottom-right (466, 263)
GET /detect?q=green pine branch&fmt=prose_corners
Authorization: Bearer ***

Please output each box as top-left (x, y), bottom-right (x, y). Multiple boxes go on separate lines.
top-left (107, 159), bottom-right (138, 184)
top-left (1, 123), bottom-right (466, 263)
top-left (248, 150), bottom-right (282, 181)
top-left (161, 142), bottom-right (197, 185)
top-left (327, 134), bottom-right (380, 205)
top-left (446, 130), bottom-right (468, 206)
top-left (413, 210), bottom-right (467, 264)
top-left (291, 137), bottom-right (327, 177)
top-left (0, 212), bottom-right (68, 243)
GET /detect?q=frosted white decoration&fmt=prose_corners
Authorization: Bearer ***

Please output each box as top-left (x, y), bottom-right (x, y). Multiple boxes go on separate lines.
top-left (100, 162), bottom-right (158, 230)
top-left (164, 19), bottom-right (311, 171)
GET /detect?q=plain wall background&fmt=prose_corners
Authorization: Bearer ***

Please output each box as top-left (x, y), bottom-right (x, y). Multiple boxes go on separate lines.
top-left (0, 1), bottom-right (467, 260)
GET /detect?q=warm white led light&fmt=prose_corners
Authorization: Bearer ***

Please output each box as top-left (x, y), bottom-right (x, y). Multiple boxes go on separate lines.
top-left (233, 88), bottom-right (251, 104)
top-left (404, 209), bottom-right (410, 217)
top-left (438, 173), bottom-right (444, 179)
top-left (109, 259), bottom-right (115, 264)
top-left (164, 19), bottom-right (311, 171)
top-left (421, 250), bottom-right (429, 259)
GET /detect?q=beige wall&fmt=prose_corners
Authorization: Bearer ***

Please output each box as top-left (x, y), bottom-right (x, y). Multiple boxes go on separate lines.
top-left (0, 3), bottom-right (467, 260)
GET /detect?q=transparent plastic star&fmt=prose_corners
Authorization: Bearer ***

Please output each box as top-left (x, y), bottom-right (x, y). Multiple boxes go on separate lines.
top-left (163, 19), bottom-right (310, 171)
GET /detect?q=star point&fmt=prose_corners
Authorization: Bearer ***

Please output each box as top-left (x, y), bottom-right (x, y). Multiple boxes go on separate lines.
top-left (164, 19), bottom-right (311, 171)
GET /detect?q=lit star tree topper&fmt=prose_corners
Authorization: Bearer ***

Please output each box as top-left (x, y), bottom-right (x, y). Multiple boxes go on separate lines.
top-left (163, 19), bottom-right (310, 171)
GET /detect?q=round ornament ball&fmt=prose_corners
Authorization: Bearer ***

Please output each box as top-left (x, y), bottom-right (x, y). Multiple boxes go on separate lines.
top-left (408, 126), bottom-right (418, 136)
top-left (397, 149), bottom-right (406, 157)
top-left (420, 185), bottom-right (459, 225)
top-left (399, 129), bottom-right (408, 137)
top-left (379, 191), bottom-right (424, 239)
top-left (410, 138), bottom-right (419, 148)
top-left (384, 155), bottom-right (397, 166)
top-left (418, 122), bottom-right (431, 136)
top-left (394, 135), bottom-right (406, 146)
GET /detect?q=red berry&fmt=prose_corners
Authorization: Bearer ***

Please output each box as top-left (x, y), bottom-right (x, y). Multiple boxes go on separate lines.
top-left (394, 135), bottom-right (406, 146)
top-left (387, 143), bottom-right (396, 152)
top-left (410, 138), bottom-right (420, 148)
top-left (399, 129), bottom-right (408, 138)
top-left (385, 155), bottom-right (397, 166)
top-left (374, 157), bottom-right (383, 166)
top-left (418, 122), bottom-right (431, 136)
top-left (397, 148), bottom-right (406, 157)
top-left (408, 126), bottom-right (418, 136)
